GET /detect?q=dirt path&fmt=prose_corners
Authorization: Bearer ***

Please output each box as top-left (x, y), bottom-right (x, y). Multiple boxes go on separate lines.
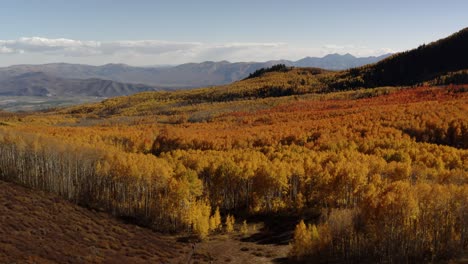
top-left (191, 225), bottom-right (290, 264)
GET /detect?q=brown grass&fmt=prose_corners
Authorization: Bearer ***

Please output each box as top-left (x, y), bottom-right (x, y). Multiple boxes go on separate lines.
top-left (0, 181), bottom-right (293, 263)
top-left (0, 181), bottom-right (188, 264)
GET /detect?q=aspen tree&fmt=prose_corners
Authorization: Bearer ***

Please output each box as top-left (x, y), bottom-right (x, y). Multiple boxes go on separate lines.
top-left (240, 220), bottom-right (248, 236)
top-left (225, 214), bottom-right (235, 233)
top-left (290, 220), bottom-right (312, 259)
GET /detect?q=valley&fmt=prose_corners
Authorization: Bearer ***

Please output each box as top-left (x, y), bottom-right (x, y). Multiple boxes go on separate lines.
top-left (0, 95), bottom-right (103, 112)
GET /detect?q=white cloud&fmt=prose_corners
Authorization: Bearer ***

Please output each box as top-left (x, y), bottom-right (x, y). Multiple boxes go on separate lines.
top-left (0, 36), bottom-right (396, 66)
top-left (100, 40), bottom-right (202, 55)
top-left (0, 46), bottom-right (15, 54)
top-left (0, 37), bottom-right (101, 56)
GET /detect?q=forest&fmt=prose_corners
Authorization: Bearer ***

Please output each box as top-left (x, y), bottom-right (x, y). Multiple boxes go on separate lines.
top-left (0, 82), bottom-right (466, 262)
top-left (0, 28), bottom-right (467, 263)
top-left (326, 28), bottom-right (468, 90)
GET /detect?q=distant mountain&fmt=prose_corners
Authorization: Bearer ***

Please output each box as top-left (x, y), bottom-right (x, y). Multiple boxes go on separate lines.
top-left (0, 63), bottom-right (183, 88)
top-left (294, 53), bottom-right (391, 69)
top-left (0, 72), bottom-right (161, 97)
top-left (330, 27), bottom-right (468, 89)
top-left (0, 54), bottom-right (390, 89)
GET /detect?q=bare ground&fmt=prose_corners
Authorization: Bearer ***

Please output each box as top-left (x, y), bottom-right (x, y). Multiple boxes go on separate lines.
top-left (0, 180), bottom-right (188, 264)
top-left (0, 180), bottom-right (292, 263)
top-left (190, 231), bottom-right (290, 264)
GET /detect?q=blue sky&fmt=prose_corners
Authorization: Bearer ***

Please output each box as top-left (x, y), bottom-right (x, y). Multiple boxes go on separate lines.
top-left (0, 0), bottom-right (466, 66)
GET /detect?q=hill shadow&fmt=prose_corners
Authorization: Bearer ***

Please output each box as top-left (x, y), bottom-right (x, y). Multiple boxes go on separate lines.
top-left (241, 214), bottom-right (302, 245)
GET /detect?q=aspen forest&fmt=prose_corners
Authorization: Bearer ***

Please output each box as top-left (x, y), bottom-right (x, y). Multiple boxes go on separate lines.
top-left (0, 80), bottom-right (467, 262)
top-left (0, 28), bottom-right (467, 263)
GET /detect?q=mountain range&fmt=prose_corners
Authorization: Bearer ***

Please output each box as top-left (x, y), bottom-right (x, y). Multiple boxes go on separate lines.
top-left (56, 27), bottom-right (467, 118)
top-left (0, 72), bottom-right (161, 97)
top-left (294, 53), bottom-right (390, 69)
top-left (0, 53), bottom-right (390, 97)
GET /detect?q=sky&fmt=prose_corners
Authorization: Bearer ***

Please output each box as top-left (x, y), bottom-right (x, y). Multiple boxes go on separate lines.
top-left (0, 0), bottom-right (466, 66)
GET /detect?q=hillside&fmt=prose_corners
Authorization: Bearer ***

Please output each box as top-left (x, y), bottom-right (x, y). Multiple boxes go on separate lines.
top-left (0, 72), bottom-right (163, 97)
top-left (40, 28), bottom-right (468, 117)
top-left (329, 27), bottom-right (468, 89)
top-left (59, 67), bottom-right (333, 117)
top-left (1, 83), bottom-right (466, 263)
top-left (0, 181), bottom-right (186, 263)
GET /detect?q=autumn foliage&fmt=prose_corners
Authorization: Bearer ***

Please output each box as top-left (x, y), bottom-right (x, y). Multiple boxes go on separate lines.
top-left (0, 83), bottom-right (466, 262)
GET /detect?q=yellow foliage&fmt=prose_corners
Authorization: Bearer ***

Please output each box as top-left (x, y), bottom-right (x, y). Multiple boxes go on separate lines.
top-left (240, 220), bottom-right (248, 236)
top-left (209, 207), bottom-right (222, 232)
top-left (0, 84), bottom-right (467, 262)
top-left (189, 200), bottom-right (211, 240)
top-left (290, 220), bottom-right (312, 259)
top-left (225, 214), bottom-right (235, 233)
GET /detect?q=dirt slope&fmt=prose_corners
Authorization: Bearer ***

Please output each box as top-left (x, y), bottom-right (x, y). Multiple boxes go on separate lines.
top-left (0, 180), bottom-right (188, 264)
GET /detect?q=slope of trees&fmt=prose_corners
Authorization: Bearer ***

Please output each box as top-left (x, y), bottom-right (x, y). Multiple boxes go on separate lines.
top-left (291, 183), bottom-right (467, 262)
top-left (58, 67), bottom-right (334, 118)
top-left (49, 28), bottom-right (468, 120)
top-left (0, 84), bottom-right (467, 262)
top-left (0, 129), bottom-right (222, 237)
top-left (243, 64), bottom-right (291, 80)
top-left (430, 70), bottom-right (468, 86)
top-left (328, 27), bottom-right (468, 90)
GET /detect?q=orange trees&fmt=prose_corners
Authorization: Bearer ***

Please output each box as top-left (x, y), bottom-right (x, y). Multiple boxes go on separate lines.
top-left (0, 85), bottom-right (466, 260)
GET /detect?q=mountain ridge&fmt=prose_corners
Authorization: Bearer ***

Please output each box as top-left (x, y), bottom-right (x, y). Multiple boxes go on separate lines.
top-left (0, 72), bottom-right (164, 97)
top-left (328, 27), bottom-right (468, 89)
top-left (294, 53), bottom-right (390, 69)
top-left (55, 28), bottom-right (468, 117)
top-left (0, 53), bottom-right (391, 89)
